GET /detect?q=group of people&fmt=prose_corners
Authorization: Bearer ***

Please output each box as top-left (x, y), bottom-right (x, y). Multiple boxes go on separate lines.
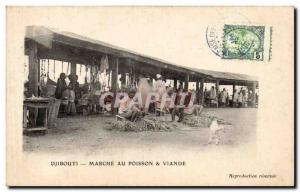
top-left (204, 86), bottom-right (257, 108)
top-left (52, 72), bottom-right (256, 120)
top-left (55, 73), bottom-right (80, 115)
top-left (232, 88), bottom-right (257, 108)
top-left (117, 74), bottom-right (202, 122)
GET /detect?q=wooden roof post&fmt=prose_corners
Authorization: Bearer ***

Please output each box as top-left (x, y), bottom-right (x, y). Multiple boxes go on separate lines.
top-left (252, 82), bottom-right (257, 107)
top-left (196, 80), bottom-right (199, 91)
top-left (195, 79), bottom-right (200, 104)
top-left (71, 62), bottom-right (76, 75)
top-left (120, 72), bottom-right (126, 89)
top-left (184, 74), bottom-right (189, 90)
top-left (233, 83), bottom-right (236, 105)
top-left (28, 42), bottom-right (39, 97)
top-left (111, 57), bottom-right (119, 92)
top-left (111, 57), bottom-right (119, 114)
top-left (216, 79), bottom-right (220, 96)
top-left (200, 78), bottom-right (204, 104)
top-left (173, 78), bottom-right (177, 89)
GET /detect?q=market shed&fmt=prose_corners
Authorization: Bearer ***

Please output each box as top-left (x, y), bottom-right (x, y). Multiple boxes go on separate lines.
top-left (24, 25), bottom-right (258, 104)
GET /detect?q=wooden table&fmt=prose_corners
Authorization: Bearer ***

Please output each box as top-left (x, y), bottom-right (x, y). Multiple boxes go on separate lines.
top-left (23, 98), bottom-right (50, 133)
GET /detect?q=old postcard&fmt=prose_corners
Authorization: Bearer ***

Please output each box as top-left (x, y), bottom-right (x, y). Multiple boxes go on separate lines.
top-left (6, 6), bottom-right (294, 186)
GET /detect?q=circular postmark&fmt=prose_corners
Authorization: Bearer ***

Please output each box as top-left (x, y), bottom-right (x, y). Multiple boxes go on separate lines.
top-left (206, 26), bottom-right (224, 57)
top-left (205, 12), bottom-right (252, 58)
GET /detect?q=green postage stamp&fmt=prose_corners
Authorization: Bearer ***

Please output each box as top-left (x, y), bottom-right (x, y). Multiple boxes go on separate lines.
top-left (222, 25), bottom-right (265, 60)
top-left (206, 24), bottom-right (272, 61)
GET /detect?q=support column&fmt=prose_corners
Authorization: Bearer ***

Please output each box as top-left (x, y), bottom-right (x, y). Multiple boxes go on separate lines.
top-left (232, 83), bottom-right (236, 107)
top-left (27, 43), bottom-right (39, 127)
top-left (111, 58), bottom-right (119, 92)
top-left (195, 80), bottom-right (200, 104)
top-left (216, 80), bottom-right (220, 94)
top-left (71, 62), bottom-right (76, 75)
top-left (200, 78), bottom-right (204, 104)
top-left (90, 65), bottom-right (93, 83)
top-left (111, 57), bottom-right (119, 114)
top-left (215, 80), bottom-right (220, 106)
top-left (196, 81), bottom-right (200, 92)
top-left (28, 42), bottom-right (39, 96)
top-left (174, 78), bottom-right (177, 89)
top-left (120, 71), bottom-right (126, 89)
top-left (184, 74), bottom-right (189, 90)
top-left (252, 82), bottom-right (257, 107)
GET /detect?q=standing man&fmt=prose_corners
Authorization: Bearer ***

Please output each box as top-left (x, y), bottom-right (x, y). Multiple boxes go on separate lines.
top-left (153, 74), bottom-right (166, 98)
top-left (238, 90), bottom-right (243, 108)
top-left (153, 74), bottom-right (166, 116)
top-left (67, 74), bottom-right (79, 115)
top-left (209, 86), bottom-right (217, 107)
top-left (220, 88), bottom-right (227, 107)
top-left (55, 73), bottom-right (67, 99)
top-left (232, 89), bottom-right (239, 107)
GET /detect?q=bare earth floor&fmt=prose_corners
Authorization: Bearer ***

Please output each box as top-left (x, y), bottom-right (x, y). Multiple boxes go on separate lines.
top-left (23, 108), bottom-right (257, 155)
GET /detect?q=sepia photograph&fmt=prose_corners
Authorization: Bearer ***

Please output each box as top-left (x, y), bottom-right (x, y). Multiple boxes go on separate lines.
top-left (23, 25), bottom-right (259, 153)
top-left (6, 6), bottom-right (294, 187)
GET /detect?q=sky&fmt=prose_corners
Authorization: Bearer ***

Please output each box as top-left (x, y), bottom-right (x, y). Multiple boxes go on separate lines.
top-left (15, 6), bottom-right (263, 79)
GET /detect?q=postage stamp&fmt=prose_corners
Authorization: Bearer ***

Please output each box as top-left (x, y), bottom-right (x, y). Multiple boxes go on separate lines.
top-left (206, 24), bottom-right (270, 61)
top-left (222, 25), bottom-right (265, 60)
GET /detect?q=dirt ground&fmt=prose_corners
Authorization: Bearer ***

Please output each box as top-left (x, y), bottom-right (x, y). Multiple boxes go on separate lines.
top-left (23, 108), bottom-right (257, 155)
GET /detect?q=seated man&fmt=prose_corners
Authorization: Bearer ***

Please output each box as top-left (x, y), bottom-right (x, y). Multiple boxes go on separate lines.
top-left (171, 89), bottom-right (203, 122)
top-left (118, 90), bottom-right (141, 122)
top-left (169, 88), bottom-right (186, 122)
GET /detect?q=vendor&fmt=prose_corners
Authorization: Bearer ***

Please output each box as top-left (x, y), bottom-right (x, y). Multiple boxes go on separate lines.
top-left (55, 73), bottom-right (67, 99)
top-left (153, 74), bottom-right (166, 98)
top-left (153, 74), bottom-right (166, 116)
top-left (170, 86), bottom-right (185, 122)
top-left (68, 74), bottom-right (80, 105)
top-left (118, 90), bottom-right (141, 122)
top-left (66, 74), bottom-right (79, 115)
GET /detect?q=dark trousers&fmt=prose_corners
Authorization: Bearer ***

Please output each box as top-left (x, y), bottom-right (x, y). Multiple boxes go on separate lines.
top-left (170, 108), bottom-right (184, 122)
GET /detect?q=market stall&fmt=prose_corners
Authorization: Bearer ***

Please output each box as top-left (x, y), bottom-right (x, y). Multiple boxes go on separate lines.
top-left (23, 26), bottom-right (259, 131)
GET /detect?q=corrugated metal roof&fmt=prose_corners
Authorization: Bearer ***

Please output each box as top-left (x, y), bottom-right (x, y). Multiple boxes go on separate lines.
top-left (25, 26), bottom-right (258, 84)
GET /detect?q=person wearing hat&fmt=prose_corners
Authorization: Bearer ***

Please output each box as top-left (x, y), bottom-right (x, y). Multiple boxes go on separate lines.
top-left (153, 74), bottom-right (166, 95)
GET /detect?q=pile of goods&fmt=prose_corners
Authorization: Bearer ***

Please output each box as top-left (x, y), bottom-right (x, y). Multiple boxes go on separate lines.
top-left (107, 117), bottom-right (174, 132)
top-left (106, 114), bottom-right (231, 132)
